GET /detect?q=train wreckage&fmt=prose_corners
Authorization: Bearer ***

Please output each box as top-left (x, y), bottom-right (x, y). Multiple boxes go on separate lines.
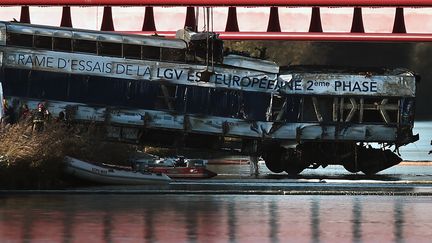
top-left (0, 21), bottom-right (419, 175)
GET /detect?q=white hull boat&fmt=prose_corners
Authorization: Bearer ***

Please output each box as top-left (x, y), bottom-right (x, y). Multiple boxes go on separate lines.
top-left (64, 156), bottom-right (171, 185)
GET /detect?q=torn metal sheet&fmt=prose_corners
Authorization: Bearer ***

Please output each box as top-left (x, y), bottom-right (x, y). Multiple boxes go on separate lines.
top-left (8, 97), bottom-right (402, 143)
top-left (223, 54), bottom-right (279, 73)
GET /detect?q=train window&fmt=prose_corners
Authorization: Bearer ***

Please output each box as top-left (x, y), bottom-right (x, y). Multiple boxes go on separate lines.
top-left (28, 70), bottom-right (68, 100)
top-left (301, 97), bottom-right (330, 122)
top-left (73, 39), bottom-right (97, 54)
top-left (86, 76), bottom-right (128, 106)
top-left (6, 32), bottom-right (33, 47)
top-left (155, 84), bottom-right (177, 111)
top-left (242, 92), bottom-right (270, 121)
top-left (123, 44), bottom-right (141, 59)
top-left (362, 98), bottom-right (398, 124)
top-left (161, 48), bottom-right (186, 62)
top-left (98, 42), bottom-right (122, 57)
top-left (131, 81), bottom-right (160, 109)
top-left (68, 74), bottom-right (89, 103)
top-left (142, 46), bottom-right (160, 60)
top-left (34, 35), bottom-right (52, 50)
top-left (53, 37), bottom-right (72, 52)
top-left (3, 68), bottom-right (29, 97)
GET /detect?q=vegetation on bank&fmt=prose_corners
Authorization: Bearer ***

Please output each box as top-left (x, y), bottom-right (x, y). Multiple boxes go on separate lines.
top-left (0, 119), bottom-right (238, 189)
top-left (0, 121), bottom-right (136, 189)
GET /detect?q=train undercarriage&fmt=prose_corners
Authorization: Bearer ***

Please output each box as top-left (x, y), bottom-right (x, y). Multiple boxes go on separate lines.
top-left (136, 128), bottom-right (410, 175)
top-left (104, 122), bottom-right (416, 175)
top-left (133, 128), bottom-right (412, 175)
top-left (261, 142), bottom-right (404, 175)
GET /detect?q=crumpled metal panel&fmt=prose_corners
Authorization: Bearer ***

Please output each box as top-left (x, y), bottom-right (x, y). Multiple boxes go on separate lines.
top-left (223, 54), bottom-right (279, 74)
top-left (8, 97), bottom-right (400, 143)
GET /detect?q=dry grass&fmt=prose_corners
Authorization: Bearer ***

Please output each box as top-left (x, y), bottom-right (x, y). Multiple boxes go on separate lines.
top-left (0, 121), bottom-right (136, 188)
top-left (1, 122), bottom-right (66, 167)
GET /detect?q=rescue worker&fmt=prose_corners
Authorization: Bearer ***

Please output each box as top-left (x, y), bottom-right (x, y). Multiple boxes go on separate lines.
top-left (19, 104), bottom-right (31, 122)
top-left (175, 156), bottom-right (186, 167)
top-left (33, 102), bottom-right (50, 132)
top-left (1, 99), bottom-right (13, 125)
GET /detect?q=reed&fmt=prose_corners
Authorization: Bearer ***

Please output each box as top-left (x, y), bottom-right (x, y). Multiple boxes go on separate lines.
top-left (0, 121), bottom-right (136, 188)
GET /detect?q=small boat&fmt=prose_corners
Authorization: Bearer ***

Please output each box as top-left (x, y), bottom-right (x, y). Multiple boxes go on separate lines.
top-left (132, 155), bottom-right (217, 179)
top-left (64, 156), bottom-right (171, 185)
top-left (207, 156), bottom-right (251, 165)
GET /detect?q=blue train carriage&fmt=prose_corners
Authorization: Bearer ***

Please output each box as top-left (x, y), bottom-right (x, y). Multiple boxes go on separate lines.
top-left (0, 21), bottom-right (418, 175)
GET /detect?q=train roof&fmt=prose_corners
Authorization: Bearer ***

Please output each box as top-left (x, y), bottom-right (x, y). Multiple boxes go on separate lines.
top-left (0, 21), bottom-right (187, 49)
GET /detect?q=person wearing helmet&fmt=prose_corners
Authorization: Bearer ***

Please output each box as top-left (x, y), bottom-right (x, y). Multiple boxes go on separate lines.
top-left (1, 98), bottom-right (13, 126)
top-left (33, 102), bottom-right (50, 132)
top-left (19, 104), bottom-right (31, 121)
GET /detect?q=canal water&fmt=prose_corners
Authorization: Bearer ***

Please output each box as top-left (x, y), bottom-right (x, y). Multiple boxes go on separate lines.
top-left (0, 194), bottom-right (431, 242)
top-left (399, 120), bottom-right (432, 161)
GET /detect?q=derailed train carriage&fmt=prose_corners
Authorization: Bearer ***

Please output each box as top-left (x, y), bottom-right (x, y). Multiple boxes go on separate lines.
top-left (0, 21), bottom-right (419, 175)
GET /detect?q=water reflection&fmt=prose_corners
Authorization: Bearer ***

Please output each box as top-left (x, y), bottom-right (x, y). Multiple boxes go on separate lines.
top-left (62, 208), bottom-right (74, 243)
top-left (394, 201), bottom-right (404, 243)
top-left (103, 213), bottom-right (112, 243)
top-left (311, 199), bottom-right (320, 243)
top-left (227, 201), bottom-right (236, 243)
top-left (0, 195), bottom-right (431, 242)
top-left (268, 202), bottom-right (278, 243)
top-left (144, 206), bottom-right (155, 243)
top-left (185, 201), bottom-right (198, 243)
top-left (352, 198), bottom-right (362, 242)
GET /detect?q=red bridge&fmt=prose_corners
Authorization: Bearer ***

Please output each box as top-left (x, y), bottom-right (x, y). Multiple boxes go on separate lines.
top-left (1, 0), bottom-right (432, 41)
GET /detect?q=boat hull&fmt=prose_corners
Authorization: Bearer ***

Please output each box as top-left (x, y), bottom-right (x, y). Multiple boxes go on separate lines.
top-left (147, 167), bottom-right (217, 179)
top-left (64, 156), bottom-right (171, 185)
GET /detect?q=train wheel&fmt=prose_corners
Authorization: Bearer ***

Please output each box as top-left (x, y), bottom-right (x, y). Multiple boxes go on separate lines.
top-left (284, 149), bottom-right (306, 175)
top-left (285, 165), bottom-right (305, 176)
top-left (343, 162), bottom-right (360, 173)
top-left (263, 147), bottom-right (285, 173)
top-left (264, 156), bottom-right (285, 173)
top-left (360, 149), bottom-right (402, 175)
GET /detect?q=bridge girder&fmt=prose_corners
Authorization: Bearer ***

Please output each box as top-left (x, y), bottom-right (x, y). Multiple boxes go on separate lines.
top-left (0, 0), bottom-right (432, 7)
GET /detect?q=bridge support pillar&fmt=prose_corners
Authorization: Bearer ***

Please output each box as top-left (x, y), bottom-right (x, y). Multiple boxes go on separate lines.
top-left (142, 7), bottom-right (156, 31)
top-left (20, 6), bottom-right (30, 23)
top-left (60, 6), bottom-right (72, 27)
top-left (225, 7), bottom-right (239, 32)
top-left (185, 7), bottom-right (197, 32)
top-left (267, 7), bottom-right (281, 32)
top-left (101, 6), bottom-right (114, 31)
top-left (309, 7), bottom-right (323, 32)
top-left (393, 8), bottom-right (406, 33)
top-left (351, 7), bottom-right (364, 33)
